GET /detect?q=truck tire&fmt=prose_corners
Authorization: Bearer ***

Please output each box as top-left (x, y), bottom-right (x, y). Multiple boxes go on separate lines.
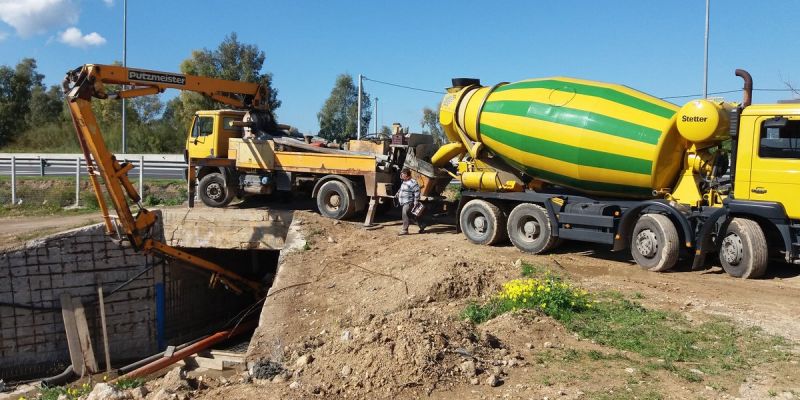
top-left (631, 214), bottom-right (679, 272)
top-left (317, 180), bottom-right (355, 220)
top-left (719, 218), bottom-right (768, 278)
top-left (460, 199), bottom-right (506, 245)
top-left (198, 172), bottom-right (235, 207)
top-left (507, 203), bottom-right (558, 254)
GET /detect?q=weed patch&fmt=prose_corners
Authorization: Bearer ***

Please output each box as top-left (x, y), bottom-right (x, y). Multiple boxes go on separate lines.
top-left (112, 377), bottom-right (144, 390)
top-left (461, 276), bottom-right (592, 323)
top-left (39, 382), bottom-right (92, 400)
top-left (463, 274), bottom-right (794, 385)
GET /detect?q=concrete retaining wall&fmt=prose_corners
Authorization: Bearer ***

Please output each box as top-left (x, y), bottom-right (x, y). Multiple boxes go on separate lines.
top-left (0, 207), bottom-right (289, 381)
top-left (0, 224), bottom-right (162, 379)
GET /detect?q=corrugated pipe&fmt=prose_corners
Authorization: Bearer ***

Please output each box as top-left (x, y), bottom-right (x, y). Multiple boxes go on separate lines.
top-left (40, 365), bottom-right (75, 387)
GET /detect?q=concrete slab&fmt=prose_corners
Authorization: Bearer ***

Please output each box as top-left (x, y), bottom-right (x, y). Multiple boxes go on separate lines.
top-left (158, 208), bottom-right (293, 250)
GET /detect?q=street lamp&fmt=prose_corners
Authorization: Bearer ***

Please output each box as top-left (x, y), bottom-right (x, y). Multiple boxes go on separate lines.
top-left (121, 0), bottom-right (128, 153)
top-left (703, 0), bottom-right (710, 98)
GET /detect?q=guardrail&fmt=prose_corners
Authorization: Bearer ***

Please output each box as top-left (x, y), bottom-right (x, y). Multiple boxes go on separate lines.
top-left (0, 153), bottom-right (186, 206)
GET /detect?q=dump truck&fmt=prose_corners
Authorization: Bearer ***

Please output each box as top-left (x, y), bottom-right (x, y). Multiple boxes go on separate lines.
top-left (431, 70), bottom-right (800, 278)
top-left (185, 114), bottom-right (451, 225)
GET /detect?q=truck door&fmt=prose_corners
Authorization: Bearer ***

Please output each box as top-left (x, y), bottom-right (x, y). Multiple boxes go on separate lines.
top-left (187, 115), bottom-right (217, 159)
top-left (747, 116), bottom-right (800, 219)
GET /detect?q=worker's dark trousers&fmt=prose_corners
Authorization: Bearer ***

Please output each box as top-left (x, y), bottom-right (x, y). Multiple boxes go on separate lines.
top-left (401, 203), bottom-right (424, 233)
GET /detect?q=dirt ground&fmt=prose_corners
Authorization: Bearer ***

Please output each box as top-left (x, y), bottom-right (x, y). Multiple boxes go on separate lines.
top-left (0, 212), bottom-right (102, 249)
top-left (5, 206), bottom-right (800, 399)
top-left (180, 209), bottom-right (800, 400)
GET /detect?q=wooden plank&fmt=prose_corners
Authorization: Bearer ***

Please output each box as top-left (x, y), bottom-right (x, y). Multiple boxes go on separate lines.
top-left (60, 293), bottom-right (85, 376)
top-left (198, 349), bottom-right (245, 364)
top-left (73, 297), bottom-right (99, 374)
top-left (178, 356), bottom-right (224, 371)
top-left (97, 286), bottom-right (112, 373)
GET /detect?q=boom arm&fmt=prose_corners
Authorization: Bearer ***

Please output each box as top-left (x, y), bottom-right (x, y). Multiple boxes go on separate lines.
top-left (63, 64), bottom-right (270, 295)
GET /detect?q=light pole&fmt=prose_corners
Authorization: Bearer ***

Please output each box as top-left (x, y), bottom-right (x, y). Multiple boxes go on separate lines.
top-left (703, 0), bottom-right (710, 98)
top-left (121, 0), bottom-right (128, 153)
top-left (374, 97), bottom-right (378, 136)
top-left (357, 74), bottom-right (363, 139)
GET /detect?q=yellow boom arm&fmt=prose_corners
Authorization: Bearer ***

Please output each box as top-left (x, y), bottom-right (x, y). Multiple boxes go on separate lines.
top-left (63, 64), bottom-right (269, 295)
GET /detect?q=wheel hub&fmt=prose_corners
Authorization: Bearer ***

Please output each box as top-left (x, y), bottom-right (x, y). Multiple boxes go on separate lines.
top-left (721, 234), bottom-right (743, 265)
top-left (329, 194), bottom-right (341, 208)
top-left (522, 220), bottom-right (540, 240)
top-left (206, 183), bottom-right (222, 200)
top-left (473, 215), bottom-right (487, 233)
top-left (635, 229), bottom-right (658, 258)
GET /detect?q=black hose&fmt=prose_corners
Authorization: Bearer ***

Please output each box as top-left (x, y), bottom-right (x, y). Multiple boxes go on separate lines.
top-left (40, 365), bottom-right (75, 387)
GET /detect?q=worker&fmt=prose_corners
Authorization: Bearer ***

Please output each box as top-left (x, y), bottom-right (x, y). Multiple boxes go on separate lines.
top-left (396, 168), bottom-right (426, 235)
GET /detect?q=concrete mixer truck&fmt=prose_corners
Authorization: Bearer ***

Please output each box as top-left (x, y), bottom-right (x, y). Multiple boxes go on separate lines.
top-left (431, 70), bottom-right (800, 278)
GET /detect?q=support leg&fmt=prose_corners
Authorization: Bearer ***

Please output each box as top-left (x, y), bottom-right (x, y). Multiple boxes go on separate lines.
top-left (363, 197), bottom-right (378, 227)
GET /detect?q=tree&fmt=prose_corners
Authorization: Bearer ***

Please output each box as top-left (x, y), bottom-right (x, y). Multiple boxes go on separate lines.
top-left (379, 125), bottom-right (392, 137)
top-left (27, 85), bottom-right (64, 126)
top-left (421, 106), bottom-right (445, 146)
top-left (0, 58), bottom-right (43, 146)
top-left (317, 74), bottom-right (371, 142)
top-left (174, 32), bottom-right (281, 130)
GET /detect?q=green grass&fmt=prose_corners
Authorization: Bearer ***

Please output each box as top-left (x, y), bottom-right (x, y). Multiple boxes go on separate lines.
top-left (39, 382), bottom-right (92, 400)
top-left (520, 262), bottom-right (538, 277)
top-left (0, 177), bottom-right (187, 217)
top-left (564, 293), bottom-right (789, 372)
top-left (462, 270), bottom-right (794, 385)
top-left (112, 377), bottom-right (144, 390)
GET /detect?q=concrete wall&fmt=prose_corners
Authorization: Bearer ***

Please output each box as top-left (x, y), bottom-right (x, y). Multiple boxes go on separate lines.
top-left (0, 224), bottom-right (162, 379)
top-left (0, 208), bottom-right (288, 381)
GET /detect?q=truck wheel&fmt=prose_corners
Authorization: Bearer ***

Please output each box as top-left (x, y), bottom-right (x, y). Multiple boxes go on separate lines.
top-left (631, 214), bottom-right (679, 272)
top-left (719, 218), bottom-right (768, 278)
top-left (460, 199), bottom-right (506, 245)
top-left (317, 180), bottom-right (355, 220)
top-left (198, 172), bottom-right (235, 207)
top-left (507, 203), bottom-right (558, 254)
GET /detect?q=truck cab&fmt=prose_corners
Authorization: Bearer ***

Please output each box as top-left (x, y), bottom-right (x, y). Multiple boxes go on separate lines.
top-left (185, 110), bottom-right (246, 161)
top-left (734, 105), bottom-right (800, 219)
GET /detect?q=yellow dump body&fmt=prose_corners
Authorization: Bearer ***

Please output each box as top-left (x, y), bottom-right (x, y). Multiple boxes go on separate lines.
top-left (440, 77), bottom-right (690, 198)
top-left (228, 138), bottom-right (378, 174)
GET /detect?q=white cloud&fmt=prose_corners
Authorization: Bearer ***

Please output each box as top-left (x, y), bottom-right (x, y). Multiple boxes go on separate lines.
top-left (0, 31), bottom-right (7, 41)
top-left (0, 0), bottom-right (79, 37)
top-left (58, 26), bottom-right (106, 48)
top-left (102, 0), bottom-right (113, 6)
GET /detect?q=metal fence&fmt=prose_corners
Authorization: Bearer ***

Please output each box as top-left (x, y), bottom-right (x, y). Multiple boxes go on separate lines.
top-left (0, 153), bottom-right (186, 207)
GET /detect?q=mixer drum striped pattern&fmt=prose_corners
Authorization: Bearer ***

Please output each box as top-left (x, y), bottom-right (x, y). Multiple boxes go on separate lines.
top-left (461, 77), bottom-right (684, 198)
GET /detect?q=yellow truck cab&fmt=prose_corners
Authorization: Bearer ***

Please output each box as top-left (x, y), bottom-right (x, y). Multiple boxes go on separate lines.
top-left (185, 110), bottom-right (245, 161)
top-left (734, 104), bottom-right (800, 219)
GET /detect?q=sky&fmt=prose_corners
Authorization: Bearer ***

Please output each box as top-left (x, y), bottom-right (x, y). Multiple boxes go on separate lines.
top-left (1, 0), bottom-right (799, 136)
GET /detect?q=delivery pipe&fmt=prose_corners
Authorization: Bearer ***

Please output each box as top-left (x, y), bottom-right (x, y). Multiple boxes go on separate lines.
top-left (116, 337), bottom-right (201, 375)
top-left (117, 320), bottom-right (257, 380)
